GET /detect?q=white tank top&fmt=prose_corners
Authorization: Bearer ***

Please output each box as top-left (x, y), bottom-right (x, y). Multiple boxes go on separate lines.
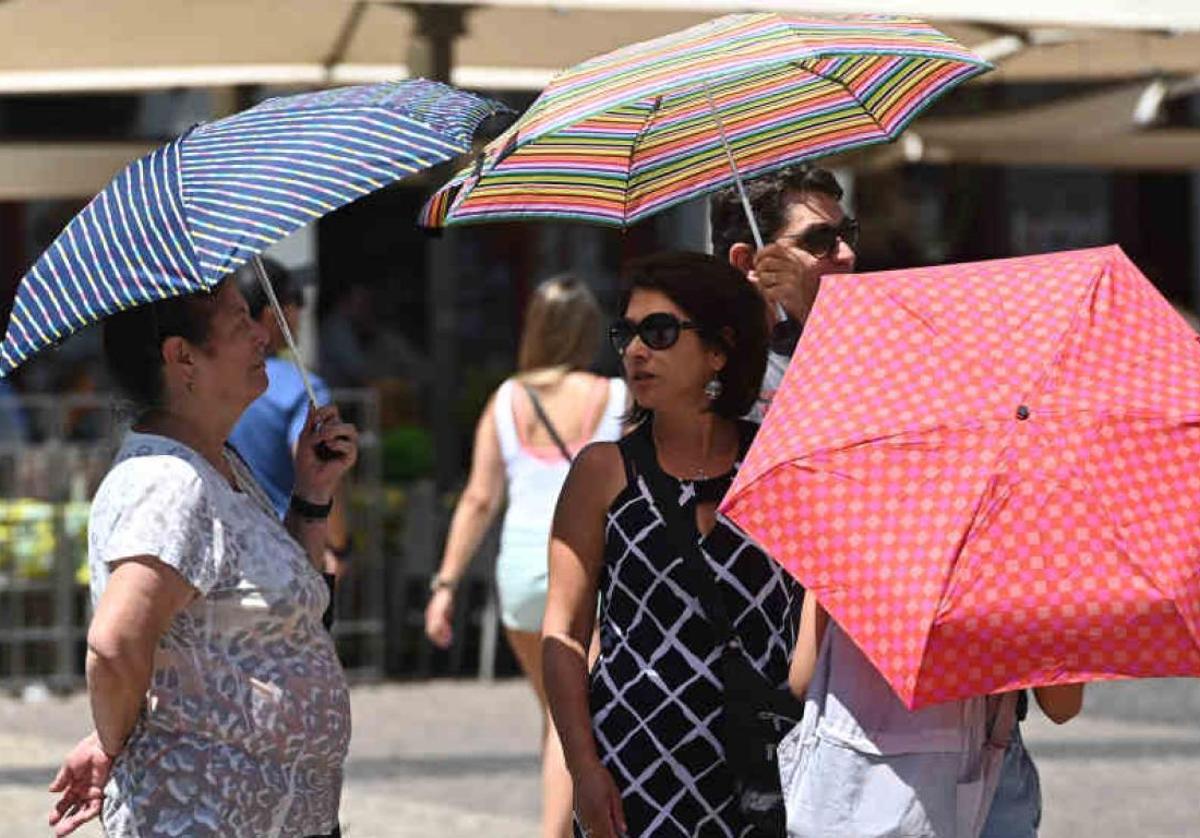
top-left (493, 376), bottom-right (627, 561)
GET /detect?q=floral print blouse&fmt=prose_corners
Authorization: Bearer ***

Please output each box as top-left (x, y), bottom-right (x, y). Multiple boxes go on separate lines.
top-left (88, 432), bottom-right (350, 837)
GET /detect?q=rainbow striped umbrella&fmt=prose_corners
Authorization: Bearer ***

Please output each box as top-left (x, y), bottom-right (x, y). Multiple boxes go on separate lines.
top-left (421, 13), bottom-right (990, 231)
top-left (0, 79), bottom-right (507, 379)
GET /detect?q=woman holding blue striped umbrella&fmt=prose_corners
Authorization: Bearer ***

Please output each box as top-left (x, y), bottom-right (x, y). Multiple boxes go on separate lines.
top-left (50, 278), bottom-right (358, 838)
top-left (5, 80), bottom-right (511, 838)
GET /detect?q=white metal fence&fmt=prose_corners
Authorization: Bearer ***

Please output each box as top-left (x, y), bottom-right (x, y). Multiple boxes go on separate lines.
top-left (0, 390), bottom-right (393, 689)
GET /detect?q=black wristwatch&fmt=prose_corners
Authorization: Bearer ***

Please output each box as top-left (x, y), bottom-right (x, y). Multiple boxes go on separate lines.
top-left (290, 493), bottom-right (333, 520)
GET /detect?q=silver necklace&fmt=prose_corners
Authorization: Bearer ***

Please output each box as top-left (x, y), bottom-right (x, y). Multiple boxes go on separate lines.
top-left (654, 429), bottom-right (732, 482)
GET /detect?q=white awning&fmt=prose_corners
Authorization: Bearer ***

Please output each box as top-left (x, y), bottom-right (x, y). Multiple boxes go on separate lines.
top-left (418, 0), bottom-right (1200, 33)
top-left (0, 0), bottom-right (1198, 94)
top-left (1, 1), bottom-right (1197, 199)
top-left (939, 131), bottom-right (1200, 170)
top-left (0, 142), bottom-right (158, 200)
top-left (0, 0), bottom-right (713, 93)
top-left (863, 82), bottom-right (1200, 170)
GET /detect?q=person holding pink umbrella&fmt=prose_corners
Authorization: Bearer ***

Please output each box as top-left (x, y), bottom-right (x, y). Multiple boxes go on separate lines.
top-left (709, 166), bottom-right (1086, 837)
top-left (783, 597), bottom-right (1083, 836)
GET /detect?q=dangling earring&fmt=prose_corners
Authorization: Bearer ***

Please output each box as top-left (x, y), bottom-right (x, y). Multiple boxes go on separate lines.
top-left (704, 375), bottom-right (723, 402)
top-left (185, 376), bottom-right (195, 394)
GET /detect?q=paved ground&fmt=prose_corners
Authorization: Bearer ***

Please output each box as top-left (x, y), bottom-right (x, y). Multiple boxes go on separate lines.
top-left (0, 679), bottom-right (1196, 837)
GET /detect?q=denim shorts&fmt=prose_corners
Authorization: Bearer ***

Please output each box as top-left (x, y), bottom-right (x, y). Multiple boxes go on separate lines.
top-left (980, 726), bottom-right (1042, 838)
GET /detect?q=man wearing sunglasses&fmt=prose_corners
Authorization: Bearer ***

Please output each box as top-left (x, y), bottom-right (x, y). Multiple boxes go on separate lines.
top-left (711, 167), bottom-right (1055, 838)
top-left (710, 165), bottom-right (857, 419)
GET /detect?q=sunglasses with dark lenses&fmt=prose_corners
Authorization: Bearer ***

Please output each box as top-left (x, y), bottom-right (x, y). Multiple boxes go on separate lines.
top-left (785, 216), bottom-right (860, 258)
top-left (609, 312), bottom-right (700, 353)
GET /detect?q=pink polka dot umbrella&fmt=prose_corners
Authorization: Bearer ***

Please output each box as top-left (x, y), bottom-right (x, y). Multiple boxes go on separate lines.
top-left (721, 245), bottom-right (1200, 709)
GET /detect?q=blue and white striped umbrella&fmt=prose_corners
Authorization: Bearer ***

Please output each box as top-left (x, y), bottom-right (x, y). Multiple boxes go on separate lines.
top-left (0, 79), bottom-right (508, 377)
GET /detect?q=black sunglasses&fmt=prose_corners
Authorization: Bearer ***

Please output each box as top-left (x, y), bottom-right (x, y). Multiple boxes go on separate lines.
top-left (783, 216), bottom-right (859, 258)
top-left (609, 312), bottom-right (699, 353)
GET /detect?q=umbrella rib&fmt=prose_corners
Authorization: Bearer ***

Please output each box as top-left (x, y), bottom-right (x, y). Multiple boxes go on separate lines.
top-left (884, 289), bottom-right (941, 336)
top-left (1020, 255), bottom-right (1107, 410)
top-left (788, 419), bottom-right (996, 466)
top-left (167, 142), bottom-right (204, 284)
top-left (1069, 412), bottom-right (1187, 607)
top-left (789, 59), bottom-right (889, 138)
top-left (623, 97), bottom-right (662, 223)
top-left (1077, 455), bottom-right (1177, 607)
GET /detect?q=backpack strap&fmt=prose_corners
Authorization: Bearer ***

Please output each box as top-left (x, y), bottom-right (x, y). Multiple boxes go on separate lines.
top-left (520, 382), bottom-right (573, 462)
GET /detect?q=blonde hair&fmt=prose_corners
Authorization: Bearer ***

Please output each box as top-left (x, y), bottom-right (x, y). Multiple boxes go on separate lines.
top-left (517, 275), bottom-right (602, 373)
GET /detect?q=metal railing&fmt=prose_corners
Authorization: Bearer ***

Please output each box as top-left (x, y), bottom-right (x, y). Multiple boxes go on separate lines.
top-left (0, 390), bottom-right (389, 689)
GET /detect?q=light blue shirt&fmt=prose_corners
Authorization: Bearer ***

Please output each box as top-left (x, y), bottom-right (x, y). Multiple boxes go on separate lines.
top-left (779, 624), bottom-right (1015, 837)
top-left (229, 357), bottom-right (330, 518)
top-left (0, 380), bottom-right (26, 444)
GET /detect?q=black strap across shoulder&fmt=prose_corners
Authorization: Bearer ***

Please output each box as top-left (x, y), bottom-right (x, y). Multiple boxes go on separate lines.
top-left (624, 418), bottom-right (800, 837)
top-left (520, 382), bottom-right (573, 462)
top-left (622, 420), bottom-right (747, 645)
top-left (615, 420), bottom-right (648, 487)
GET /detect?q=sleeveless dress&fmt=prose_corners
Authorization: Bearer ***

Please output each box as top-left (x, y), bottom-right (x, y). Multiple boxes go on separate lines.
top-left (585, 419), bottom-right (804, 837)
top-left (494, 375), bottom-right (627, 631)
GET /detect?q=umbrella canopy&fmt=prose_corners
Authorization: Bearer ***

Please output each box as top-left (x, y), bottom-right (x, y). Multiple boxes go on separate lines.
top-left (720, 245), bottom-right (1200, 709)
top-left (0, 79), bottom-right (508, 377)
top-left (420, 12), bottom-right (989, 228)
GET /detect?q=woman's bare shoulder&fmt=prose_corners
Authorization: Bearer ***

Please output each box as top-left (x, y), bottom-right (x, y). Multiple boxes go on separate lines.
top-left (562, 441), bottom-right (627, 510)
top-left (573, 440), bottom-right (623, 478)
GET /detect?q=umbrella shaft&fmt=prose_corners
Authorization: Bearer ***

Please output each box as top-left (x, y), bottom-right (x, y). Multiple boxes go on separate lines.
top-left (702, 81), bottom-right (763, 251)
top-left (251, 255), bottom-right (319, 410)
top-left (702, 83), bottom-right (787, 324)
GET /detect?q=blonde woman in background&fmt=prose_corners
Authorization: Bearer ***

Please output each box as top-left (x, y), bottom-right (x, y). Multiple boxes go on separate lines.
top-left (425, 276), bottom-right (627, 838)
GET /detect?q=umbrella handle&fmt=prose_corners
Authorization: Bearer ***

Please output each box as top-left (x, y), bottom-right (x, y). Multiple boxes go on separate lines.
top-left (251, 255), bottom-right (320, 411)
top-left (702, 82), bottom-right (788, 325)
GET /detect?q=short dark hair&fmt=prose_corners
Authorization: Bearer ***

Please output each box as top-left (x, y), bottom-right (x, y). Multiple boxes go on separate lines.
top-left (102, 281), bottom-right (225, 412)
top-left (233, 257), bottom-right (301, 320)
top-left (618, 251), bottom-right (767, 423)
top-left (709, 165), bottom-right (844, 260)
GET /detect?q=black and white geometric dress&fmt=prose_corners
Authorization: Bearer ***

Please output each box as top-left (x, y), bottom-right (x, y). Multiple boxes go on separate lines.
top-left (584, 419), bottom-right (804, 837)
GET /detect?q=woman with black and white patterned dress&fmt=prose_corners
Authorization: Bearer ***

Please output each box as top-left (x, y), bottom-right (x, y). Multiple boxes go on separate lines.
top-left (543, 252), bottom-right (804, 838)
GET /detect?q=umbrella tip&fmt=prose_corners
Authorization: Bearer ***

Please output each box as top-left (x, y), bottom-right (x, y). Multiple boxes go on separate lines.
top-left (474, 109), bottom-right (516, 146)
